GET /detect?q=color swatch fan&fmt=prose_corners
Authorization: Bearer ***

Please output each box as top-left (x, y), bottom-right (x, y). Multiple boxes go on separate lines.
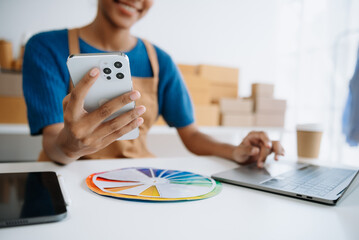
top-left (86, 167), bottom-right (221, 201)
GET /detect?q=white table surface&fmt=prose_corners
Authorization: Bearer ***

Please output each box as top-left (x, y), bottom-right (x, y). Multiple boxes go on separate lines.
top-left (0, 156), bottom-right (358, 240)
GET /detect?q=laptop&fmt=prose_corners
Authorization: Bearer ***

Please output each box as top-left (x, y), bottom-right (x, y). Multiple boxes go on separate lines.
top-left (212, 159), bottom-right (359, 205)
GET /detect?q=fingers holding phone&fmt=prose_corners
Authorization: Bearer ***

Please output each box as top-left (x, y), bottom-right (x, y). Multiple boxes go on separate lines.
top-left (63, 68), bottom-right (100, 121)
top-left (58, 69), bottom-right (145, 160)
top-left (66, 52), bottom-right (139, 138)
top-left (55, 53), bottom-right (144, 160)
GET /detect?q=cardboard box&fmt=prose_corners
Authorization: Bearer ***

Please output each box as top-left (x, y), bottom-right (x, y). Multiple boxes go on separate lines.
top-left (182, 73), bottom-right (210, 90)
top-left (255, 113), bottom-right (285, 127)
top-left (251, 83), bottom-right (274, 98)
top-left (188, 90), bottom-right (211, 105)
top-left (194, 104), bottom-right (220, 126)
top-left (155, 105), bottom-right (220, 126)
top-left (182, 74), bottom-right (211, 105)
top-left (0, 96), bottom-right (27, 123)
top-left (221, 113), bottom-right (254, 127)
top-left (0, 40), bottom-right (13, 70)
top-left (210, 84), bottom-right (238, 103)
top-left (198, 64), bottom-right (239, 86)
top-left (0, 72), bottom-right (23, 97)
top-left (177, 64), bottom-right (198, 76)
top-left (220, 98), bottom-right (253, 114)
top-left (254, 98), bottom-right (286, 113)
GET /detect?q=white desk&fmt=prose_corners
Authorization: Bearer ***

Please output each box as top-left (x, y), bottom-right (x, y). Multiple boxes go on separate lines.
top-left (0, 156), bottom-right (358, 240)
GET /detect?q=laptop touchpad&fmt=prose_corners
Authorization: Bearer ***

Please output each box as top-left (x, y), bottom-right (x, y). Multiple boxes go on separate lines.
top-left (264, 162), bottom-right (299, 177)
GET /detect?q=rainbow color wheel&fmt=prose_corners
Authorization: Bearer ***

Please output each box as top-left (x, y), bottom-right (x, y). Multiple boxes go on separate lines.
top-left (86, 167), bottom-right (221, 201)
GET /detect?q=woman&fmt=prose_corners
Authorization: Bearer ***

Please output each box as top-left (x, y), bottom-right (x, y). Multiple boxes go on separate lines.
top-left (23, 0), bottom-right (284, 165)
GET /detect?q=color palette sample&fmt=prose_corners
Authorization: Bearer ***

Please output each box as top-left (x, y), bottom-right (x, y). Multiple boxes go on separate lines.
top-left (86, 167), bottom-right (221, 201)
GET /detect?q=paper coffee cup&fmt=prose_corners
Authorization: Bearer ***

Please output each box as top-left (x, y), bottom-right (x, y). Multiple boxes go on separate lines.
top-left (296, 124), bottom-right (323, 158)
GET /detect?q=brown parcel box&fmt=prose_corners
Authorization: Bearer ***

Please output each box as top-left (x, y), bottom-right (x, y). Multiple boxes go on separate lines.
top-left (255, 113), bottom-right (285, 127)
top-left (0, 72), bottom-right (23, 97)
top-left (0, 96), bottom-right (27, 123)
top-left (254, 98), bottom-right (286, 113)
top-left (197, 64), bottom-right (239, 103)
top-left (181, 74), bottom-right (211, 105)
top-left (251, 83), bottom-right (274, 98)
top-left (155, 105), bottom-right (220, 126)
top-left (189, 90), bottom-right (211, 105)
top-left (194, 104), bottom-right (220, 126)
top-left (177, 64), bottom-right (199, 76)
top-left (198, 64), bottom-right (239, 86)
top-left (220, 98), bottom-right (253, 114)
top-left (209, 84), bottom-right (238, 103)
top-left (221, 113), bottom-right (254, 127)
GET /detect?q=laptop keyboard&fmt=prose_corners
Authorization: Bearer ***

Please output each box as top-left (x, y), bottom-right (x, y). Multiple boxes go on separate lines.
top-left (261, 165), bottom-right (355, 197)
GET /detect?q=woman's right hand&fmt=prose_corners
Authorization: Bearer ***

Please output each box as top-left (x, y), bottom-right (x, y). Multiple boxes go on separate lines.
top-left (43, 68), bottom-right (146, 164)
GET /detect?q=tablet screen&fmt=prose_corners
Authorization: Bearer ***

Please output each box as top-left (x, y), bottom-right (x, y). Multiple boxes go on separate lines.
top-left (0, 171), bottom-right (67, 228)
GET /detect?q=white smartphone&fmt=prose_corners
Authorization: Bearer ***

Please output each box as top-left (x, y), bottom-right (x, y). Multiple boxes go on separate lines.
top-left (66, 52), bottom-right (139, 140)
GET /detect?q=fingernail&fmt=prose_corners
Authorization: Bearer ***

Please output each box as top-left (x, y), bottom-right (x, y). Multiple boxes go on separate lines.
top-left (89, 68), bottom-right (99, 77)
top-left (137, 117), bottom-right (144, 126)
top-left (258, 162), bottom-right (263, 168)
top-left (136, 106), bottom-right (146, 115)
top-left (130, 91), bottom-right (141, 101)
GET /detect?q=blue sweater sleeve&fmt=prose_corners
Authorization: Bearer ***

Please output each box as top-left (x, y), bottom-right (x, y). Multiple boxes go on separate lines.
top-left (23, 33), bottom-right (68, 135)
top-left (155, 46), bottom-right (194, 128)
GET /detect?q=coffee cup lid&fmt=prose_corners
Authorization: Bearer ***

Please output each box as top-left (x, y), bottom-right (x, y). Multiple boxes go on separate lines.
top-left (296, 123), bottom-right (323, 132)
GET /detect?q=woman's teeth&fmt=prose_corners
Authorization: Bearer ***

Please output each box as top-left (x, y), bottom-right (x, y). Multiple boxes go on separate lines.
top-left (119, 3), bottom-right (136, 13)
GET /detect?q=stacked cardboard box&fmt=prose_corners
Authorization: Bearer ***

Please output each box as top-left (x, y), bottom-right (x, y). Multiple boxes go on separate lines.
top-left (220, 98), bottom-right (254, 127)
top-left (159, 64), bottom-right (239, 126)
top-left (177, 64), bottom-right (198, 76)
top-left (154, 104), bottom-right (220, 127)
top-left (181, 73), bottom-right (211, 105)
top-left (252, 83), bottom-right (286, 127)
top-left (198, 64), bottom-right (239, 103)
top-left (0, 72), bottom-right (27, 123)
top-left (218, 83), bottom-right (286, 127)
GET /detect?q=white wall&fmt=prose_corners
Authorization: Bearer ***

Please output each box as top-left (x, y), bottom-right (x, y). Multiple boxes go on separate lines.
top-left (0, 0), bottom-right (278, 97)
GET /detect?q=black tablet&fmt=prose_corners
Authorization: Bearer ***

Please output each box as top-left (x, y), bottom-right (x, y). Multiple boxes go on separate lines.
top-left (0, 171), bottom-right (67, 228)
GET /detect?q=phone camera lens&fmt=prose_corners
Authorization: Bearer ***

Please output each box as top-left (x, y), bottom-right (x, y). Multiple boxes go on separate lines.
top-left (103, 68), bottom-right (111, 74)
top-left (114, 61), bottom-right (122, 68)
top-left (106, 76), bottom-right (111, 80)
top-left (116, 73), bottom-right (124, 79)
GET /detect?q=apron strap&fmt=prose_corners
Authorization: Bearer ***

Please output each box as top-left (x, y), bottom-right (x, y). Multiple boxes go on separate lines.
top-left (68, 28), bottom-right (80, 55)
top-left (142, 39), bottom-right (159, 78)
top-left (67, 28), bottom-right (80, 92)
